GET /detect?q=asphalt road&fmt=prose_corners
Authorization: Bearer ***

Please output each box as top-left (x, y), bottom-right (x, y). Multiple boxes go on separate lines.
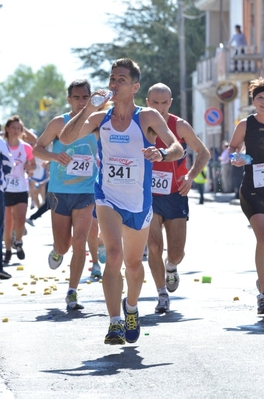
top-left (0, 197), bottom-right (263, 399)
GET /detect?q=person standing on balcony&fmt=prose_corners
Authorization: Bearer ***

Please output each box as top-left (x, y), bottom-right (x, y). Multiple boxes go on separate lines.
top-left (228, 25), bottom-right (247, 71)
top-left (228, 25), bottom-right (247, 47)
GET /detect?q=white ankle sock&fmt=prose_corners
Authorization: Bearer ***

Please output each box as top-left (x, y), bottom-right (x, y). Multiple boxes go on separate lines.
top-left (125, 301), bottom-right (137, 313)
top-left (165, 259), bottom-right (177, 272)
top-left (158, 286), bottom-right (167, 296)
top-left (110, 316), bottom-right (121, 324)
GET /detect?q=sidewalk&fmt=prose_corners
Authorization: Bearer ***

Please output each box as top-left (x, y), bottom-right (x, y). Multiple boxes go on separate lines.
top-left (189, 188), bottom-right (240, 205)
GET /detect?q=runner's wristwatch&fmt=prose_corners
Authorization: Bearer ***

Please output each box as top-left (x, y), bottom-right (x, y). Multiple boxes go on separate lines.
top-left (158, 148), bottom-right (168, 161)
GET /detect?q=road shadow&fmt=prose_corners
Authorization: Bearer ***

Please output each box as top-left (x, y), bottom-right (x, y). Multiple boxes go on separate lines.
top-left (224, 317), bottom-right (264, 335)
top-left (41, 346), bottom-right (173, 376)
top-left (34, 307), bottom-right (107, 322)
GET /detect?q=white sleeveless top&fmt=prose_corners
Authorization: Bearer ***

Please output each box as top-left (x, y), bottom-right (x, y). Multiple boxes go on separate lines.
top-left (5, 140), bottom-right (33, 193)
top-left (94, 106), bottom-right (153, 212)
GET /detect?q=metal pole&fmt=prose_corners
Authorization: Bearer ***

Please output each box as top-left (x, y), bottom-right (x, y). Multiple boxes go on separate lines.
top-left (177, 0), bottom-right (187, 120)
top-left (219, 0), bottom-right (225, 142)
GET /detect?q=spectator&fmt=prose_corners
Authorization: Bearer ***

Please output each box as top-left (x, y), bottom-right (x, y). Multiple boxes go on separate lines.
top-left (219, 141), bottom-right (233, 193)
top-left (208, 147), bottom-right (220, 192)
top-left (228, 25), bottom-right (247, 71)
top-left (194, 166), bottom-right (207, 205)
top-left (228, 24), bottom-right (247, 47)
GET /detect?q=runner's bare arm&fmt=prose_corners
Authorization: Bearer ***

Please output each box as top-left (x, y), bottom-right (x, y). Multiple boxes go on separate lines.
top-left (60, 100), bottom-right (101, 144)
top-left (142, 108), bottom-right (184, 162)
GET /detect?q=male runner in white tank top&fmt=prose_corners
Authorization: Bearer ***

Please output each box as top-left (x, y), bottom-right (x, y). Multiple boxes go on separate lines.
top-left (60, 58), bottom-right (184, 345)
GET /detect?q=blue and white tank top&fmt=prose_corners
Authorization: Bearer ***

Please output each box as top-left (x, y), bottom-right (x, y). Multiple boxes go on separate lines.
top-left (48, 113), bottom-right (98, 194)
top-left (95, 106), bottom-right (153, 212)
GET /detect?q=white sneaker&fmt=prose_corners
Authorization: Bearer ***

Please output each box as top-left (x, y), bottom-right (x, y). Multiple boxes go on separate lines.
top-left (165, 258), bottom-right (180, 293)
top-left (256, 279), bottom-right (261, 293)
top-left (155, 294), bottom-right (170, 313)
top-left (48, 249), bottom-right (63, 270)
top-left (26, 218), bottom-right (35, 226)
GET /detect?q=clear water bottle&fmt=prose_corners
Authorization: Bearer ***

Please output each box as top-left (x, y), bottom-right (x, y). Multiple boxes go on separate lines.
top-left (229, 152), bottom-right (253, 165)
top-left (58, 148), bottom-right (75, 171)
top-left (91, 90), bottom-right (114, 107)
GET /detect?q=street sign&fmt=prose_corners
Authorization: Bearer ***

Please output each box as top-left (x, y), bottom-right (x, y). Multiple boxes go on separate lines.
top-left (216, 81), bottom-right (238, 103)
top-left (206, 125), bottom-right (221, 135)
top-left (204, 107), bottom-right (223, 126)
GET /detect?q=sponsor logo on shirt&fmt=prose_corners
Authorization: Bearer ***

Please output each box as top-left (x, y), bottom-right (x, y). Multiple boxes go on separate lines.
top-left (109, 135), bottom-right (130, 143)
top-left (109, 157), bottom-right (134, 166)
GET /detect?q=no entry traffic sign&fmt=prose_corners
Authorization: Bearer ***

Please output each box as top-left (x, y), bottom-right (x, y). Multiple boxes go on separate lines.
top-left (204, 107), bottom-right (223, 126)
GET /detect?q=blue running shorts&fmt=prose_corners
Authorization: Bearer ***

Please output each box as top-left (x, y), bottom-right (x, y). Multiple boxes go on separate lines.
top-left (152, 192), bottom-right (189, 221)
top-left (95, 199), bottom-right (153, 230)
top-left (47, 193), bottom-right (95, 216)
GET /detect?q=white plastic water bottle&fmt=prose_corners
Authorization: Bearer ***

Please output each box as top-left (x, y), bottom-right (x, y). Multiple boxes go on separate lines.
top-left (91, 90), bottom-right (114, 107)
top-left (229, 152), bottom-right (253, 165)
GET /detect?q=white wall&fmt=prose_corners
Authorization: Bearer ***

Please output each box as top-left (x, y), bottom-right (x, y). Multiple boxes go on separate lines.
top-left (229, 0), bottom-right (243, 33)
top-left (192, 71), bottom-right (207, 144)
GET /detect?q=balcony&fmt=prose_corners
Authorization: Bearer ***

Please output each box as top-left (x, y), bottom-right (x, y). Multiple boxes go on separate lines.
top-left (196, 45), bottom-right (263, 94)
top-left (194, 0), bottom-right (229, 11)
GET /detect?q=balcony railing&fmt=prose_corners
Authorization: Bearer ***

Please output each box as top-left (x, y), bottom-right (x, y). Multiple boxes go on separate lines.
top-left (196, 45), bottom-right (263, 86)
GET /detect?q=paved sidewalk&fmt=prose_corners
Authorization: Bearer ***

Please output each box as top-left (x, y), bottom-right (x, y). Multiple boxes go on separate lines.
top-left (189, 188), bottom-right (240, 205)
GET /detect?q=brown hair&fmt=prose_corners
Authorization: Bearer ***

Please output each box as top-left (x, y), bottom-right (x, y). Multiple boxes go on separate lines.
top-left (67, 79), bottom-right (91, 97)
top-left (249, 77), bottom-right (264, 98)
top-left (111, 58), bottom-right (141, 83)
top-left (4, 115), bottom-right (24, 139)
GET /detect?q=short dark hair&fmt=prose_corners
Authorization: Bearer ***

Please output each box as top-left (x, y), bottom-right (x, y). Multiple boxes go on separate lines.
top-left (67, 79), bottom-right (91, 97)
top-left (111, 58), bottom-right (141, 83)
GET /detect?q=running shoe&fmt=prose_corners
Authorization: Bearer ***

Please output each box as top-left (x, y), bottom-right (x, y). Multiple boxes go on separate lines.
top-left (104, 321), bottom-right (126, 345)
top-left (142, 244), bottom-right (148, 261)
top-left (26, 218), bottom-right (35, 226)
top-left (3, 250), bottom-right (12, 265)
top-left (91, 262), bottom-right (102, 278)
top-left (48, 249), bottom-right (63, 270)
top-left (257, 293), bottom-right (264, 314)
top-left (256, 279), bottom-right (261, 293)
top-left (122, 298), bottom-right (140, 343)
top-left (166, 269), bottom-right (180, 292)
top-left (0, 269), bottom-right (12, 279)
top-left (66, 290), bottom-right (84, 311)
top-left (11, 231), bottom-right (16, 249)
top-left (14, 241), bottom-right (25, 260)
top-left (155, 294), bottom-right (170, 313)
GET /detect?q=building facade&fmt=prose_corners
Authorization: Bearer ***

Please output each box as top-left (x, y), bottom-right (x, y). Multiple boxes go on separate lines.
top-left (193, 0), bottom-right (264, 152)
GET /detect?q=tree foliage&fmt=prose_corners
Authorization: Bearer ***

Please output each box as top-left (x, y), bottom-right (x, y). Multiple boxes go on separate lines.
top-left (72, 0), bottom-right (205, 121)
top-left (0, 65), bottom-right (67, 134)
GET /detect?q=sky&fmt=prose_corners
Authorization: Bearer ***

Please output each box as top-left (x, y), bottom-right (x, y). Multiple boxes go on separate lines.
top-left (0, 0), bottom-right (126, 86)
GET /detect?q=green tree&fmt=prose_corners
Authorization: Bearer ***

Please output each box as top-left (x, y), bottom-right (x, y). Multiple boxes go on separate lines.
top-left (0, 65), bottom-right (67, 134)
top-left (71, 0), bottom-right (205, 122)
